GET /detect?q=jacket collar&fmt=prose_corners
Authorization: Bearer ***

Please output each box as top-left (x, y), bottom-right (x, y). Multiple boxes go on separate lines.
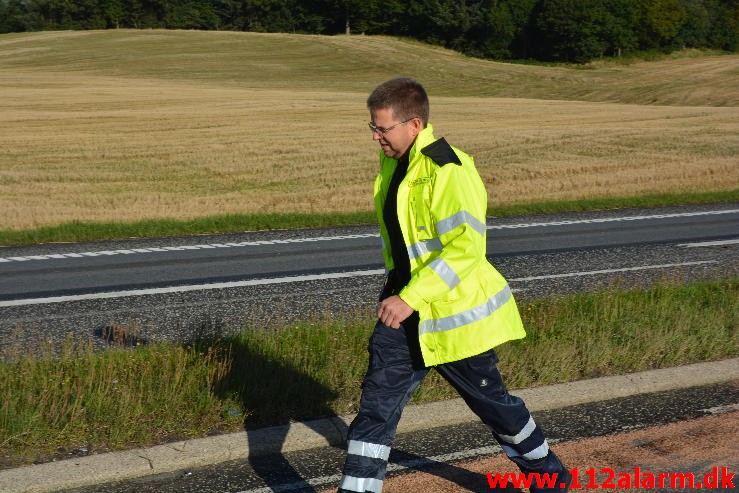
top-left (407, 124), bottom-right (435, 163)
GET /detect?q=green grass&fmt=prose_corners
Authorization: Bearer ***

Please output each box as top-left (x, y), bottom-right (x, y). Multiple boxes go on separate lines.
top-left (0, 337), bottom-right (239, 467)
top-left (0, 211), bottom-right (378, 247)
top-left (1, 279), bottom-right (736, 468)
top-left (0, 190), bottom-right (735, 247)
top-left (486, 190), bottom-right (739, 219)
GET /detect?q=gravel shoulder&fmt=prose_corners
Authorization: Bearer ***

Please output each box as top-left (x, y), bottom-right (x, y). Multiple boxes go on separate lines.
top-left (343, 409), bottom-right (738, 493)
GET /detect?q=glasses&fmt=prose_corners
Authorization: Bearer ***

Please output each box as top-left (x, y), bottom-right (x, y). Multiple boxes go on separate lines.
top-left (368, 117), bottom-right (416, 135)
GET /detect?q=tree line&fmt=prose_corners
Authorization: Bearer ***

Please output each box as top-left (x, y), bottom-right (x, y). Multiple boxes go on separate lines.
top-left (1, 0), bottom-right (737, 62)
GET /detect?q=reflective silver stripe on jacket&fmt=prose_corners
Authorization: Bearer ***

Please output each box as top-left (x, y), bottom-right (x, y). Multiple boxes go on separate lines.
top-left (496, 416), bottom-right (536, 445)
top-left (407, 210), bottom-right (485, 260)
top-left (419, 284), bottom-right (512, 335)
top-left (339, 475), bottom-right (384, 493)
top-left (407, 238), bottom-right (442, 260)
top-left (436, 210), bottom-right (486, 236)
top-left (428, 258), bottom-right (461, 289)
top-left (501, 440), bottom-right (550, 461)
top-left (347, 440), bottom-right (391, 461)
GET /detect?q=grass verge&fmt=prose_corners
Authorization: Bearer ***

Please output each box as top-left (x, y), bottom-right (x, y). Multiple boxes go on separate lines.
top-left (1, 190), bottom-right (736, 247)
top-left (1, 279), bottom-right (736, 469)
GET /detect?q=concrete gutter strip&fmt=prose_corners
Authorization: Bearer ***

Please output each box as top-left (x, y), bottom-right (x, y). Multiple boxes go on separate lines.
top-left (2, 358), bottom-right (737, 493)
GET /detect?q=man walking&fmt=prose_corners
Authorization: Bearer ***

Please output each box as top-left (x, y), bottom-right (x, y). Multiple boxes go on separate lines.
top-left (337, 78), bottom-right (570, 493)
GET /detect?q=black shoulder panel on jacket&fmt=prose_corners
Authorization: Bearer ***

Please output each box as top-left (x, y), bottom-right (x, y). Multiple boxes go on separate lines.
top-left (420, 137), bottom-right (462, 166)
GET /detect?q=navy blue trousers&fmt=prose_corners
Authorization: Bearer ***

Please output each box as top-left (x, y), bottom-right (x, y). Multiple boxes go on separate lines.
top-left (338, 319), bottom-right (568, 493)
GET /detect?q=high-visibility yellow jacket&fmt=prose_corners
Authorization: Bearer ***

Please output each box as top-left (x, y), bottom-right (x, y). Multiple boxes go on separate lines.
top-left (374, 125), bottom-right (526, 366)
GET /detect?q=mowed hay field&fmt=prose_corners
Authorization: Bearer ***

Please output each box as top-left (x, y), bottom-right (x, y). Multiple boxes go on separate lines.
top-left (0, 30), bottom-right (737, 231)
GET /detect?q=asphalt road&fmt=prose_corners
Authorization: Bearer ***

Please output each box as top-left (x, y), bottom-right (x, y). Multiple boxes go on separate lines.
top-left (57, 381), bottom-right (739, 493)
top-left (1, 204), bottom-right (736, 493)
top-left (0, 203), bottom-right (737, 351)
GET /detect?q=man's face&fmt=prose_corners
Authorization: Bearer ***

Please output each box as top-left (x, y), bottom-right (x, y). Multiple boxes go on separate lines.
top-left (369, 107), bottom-right (421, 160)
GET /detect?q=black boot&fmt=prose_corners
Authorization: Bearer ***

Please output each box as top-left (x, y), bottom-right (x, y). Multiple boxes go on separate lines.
top-left (513, 451), bottom-right (571, 493)
top-left (529, 465), bottom-right (571, 493)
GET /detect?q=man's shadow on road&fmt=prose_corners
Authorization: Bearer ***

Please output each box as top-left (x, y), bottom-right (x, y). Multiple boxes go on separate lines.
top-left (213, 335), bottom-right (515, 493)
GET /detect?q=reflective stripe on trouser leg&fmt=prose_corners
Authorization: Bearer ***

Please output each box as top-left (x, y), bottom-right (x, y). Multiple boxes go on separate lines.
top-left (339, 320), bottom-right (429, 492)
top-left (434, 349), bottom-right (563, 474)
top-left (339, 474), bottom-right (384, 493)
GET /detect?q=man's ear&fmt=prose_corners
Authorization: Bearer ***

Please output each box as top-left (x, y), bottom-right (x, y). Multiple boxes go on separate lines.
top-left (410, 117), bottom-right (423, 136)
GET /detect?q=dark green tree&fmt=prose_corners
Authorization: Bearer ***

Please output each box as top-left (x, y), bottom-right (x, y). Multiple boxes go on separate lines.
top-left (362, 0), bottom-right (406, 34)
top-left (0, 0), bottom-right (33, 32)
top-left (103, 0), bottom-right (125, 28)
top-left (401, 0), bottom-right (517, 59)
top-left (164, 0), bottom-right (220, 29)
top-left (532, 0), bottom-right (609, 62)
top-left (212, 0), bottom-right (247, 30)
top-left (705, 0), bottom-right (739, 51)
top-left (675, 0), bottom-right (711, 47)
top-left (506, 0), bottom-right (538, 58)
top-left (473, 1), bottom-right (516, 58)
top-left (601, 0), bottom-right (640, 56)
top-left (638, 0), bottom-right (688, 49)
top-left (0, 0), bottom-right (735, 58)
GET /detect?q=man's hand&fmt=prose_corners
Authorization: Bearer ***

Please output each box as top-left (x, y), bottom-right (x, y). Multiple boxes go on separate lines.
top-left (377, 295), bottom-right (414, 329)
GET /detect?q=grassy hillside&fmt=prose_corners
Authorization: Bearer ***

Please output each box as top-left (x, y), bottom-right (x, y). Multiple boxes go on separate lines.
top-left (2, 30), bottom-right (737, 105)
top-left (0, 30), bottom-right (737, 234)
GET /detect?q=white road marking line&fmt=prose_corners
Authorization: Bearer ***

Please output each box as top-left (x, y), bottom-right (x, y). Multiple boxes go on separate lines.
top-left (487, 209), bottom-right (739, 230)
top-left (702, 403), bottom-right (739, 415)
top-left (0, 260), bottom-right (717, 308)
top-left (238, 436), bottom-right (567, 492)
top-left (2, 209), bottom-right (735, 264)
top-left (508, 260), bottom-right (716, 282)
top-left (0, 269), bottom-right (387, 307)
top-left (0, 233), bottom-right (381, 263)
top-left (679, 238), bottom-right (739, 248)
top-left (234, 444), bottom-right (506, 493)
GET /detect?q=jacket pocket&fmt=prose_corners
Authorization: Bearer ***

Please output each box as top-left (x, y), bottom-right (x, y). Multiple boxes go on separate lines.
top-left (409, 179), bottom-right (433, 236)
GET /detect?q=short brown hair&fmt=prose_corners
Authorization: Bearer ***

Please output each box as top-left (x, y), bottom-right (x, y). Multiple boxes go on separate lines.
top-left (367, 77), bottom-right (429, 126)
